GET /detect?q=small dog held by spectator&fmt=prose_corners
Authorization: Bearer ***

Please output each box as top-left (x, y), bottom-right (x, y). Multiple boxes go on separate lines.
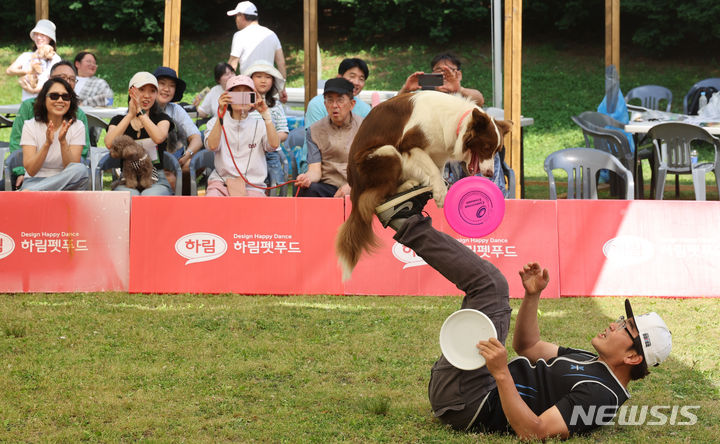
top-left (108, 135), bottom-right (154, 190)
top-left (18, 44), bottom-right (56, 90)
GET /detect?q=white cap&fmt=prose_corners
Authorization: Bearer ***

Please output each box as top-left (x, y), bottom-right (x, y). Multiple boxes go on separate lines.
top-left (625, 299), bottom-right (672, 367)
top-left (227, 1), bottom-right (258, 16)
top-left (30, 19), bottom-right (56, 43)
top-left (128, 72), bottom-right (158, 90)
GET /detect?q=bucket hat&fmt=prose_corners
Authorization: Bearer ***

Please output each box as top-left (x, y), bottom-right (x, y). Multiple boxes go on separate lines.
top-left (153, 66), bottom-right (187, 102)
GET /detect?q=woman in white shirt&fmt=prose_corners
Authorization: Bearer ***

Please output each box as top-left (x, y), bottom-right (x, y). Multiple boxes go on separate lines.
top-left (204, 75), bottom-right (279, 196)
top-left (20, 77), bottom-right (89, 191)
top-left (5, 20), bottom-right (62, 101)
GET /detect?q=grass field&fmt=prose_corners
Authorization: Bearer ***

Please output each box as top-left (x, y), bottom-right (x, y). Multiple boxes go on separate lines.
top-left (1, 294), bottom-right (719, 443)
top-left (2, 36), bottom-right (720, 198)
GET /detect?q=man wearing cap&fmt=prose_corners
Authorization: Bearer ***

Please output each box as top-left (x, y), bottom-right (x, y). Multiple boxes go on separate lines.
top-left (296, 78), bottom-right (362, 198)
top-left (7, 61), bottom-right (91, 190)
top-left (226, 1), bottom-right (287, 103)
top-left (153, 66), bottom-right (203, 195)
top-left (370, 193), bottom-right (672, 439)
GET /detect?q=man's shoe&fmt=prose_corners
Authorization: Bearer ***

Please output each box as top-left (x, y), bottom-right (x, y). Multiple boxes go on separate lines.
top-left (375, 186), bottom-right (433, 229)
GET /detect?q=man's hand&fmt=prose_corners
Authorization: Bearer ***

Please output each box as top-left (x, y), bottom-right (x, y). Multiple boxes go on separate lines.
top-left (295, 173), bottom-right (311, 189)
top-left (279, 87), bottom-right (288, 104)
top-left (333, 183), bottom-right (350, 198)
top-left (436, 65), bottom-right (461, 94)
top-left (399, 71), bottom-right (424, 94)
top-left (519, 262), bottom-right (549, 297)
top-left (477, 337), bottom-right (509, 378)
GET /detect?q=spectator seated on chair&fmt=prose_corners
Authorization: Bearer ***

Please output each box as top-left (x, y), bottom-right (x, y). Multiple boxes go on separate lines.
top-left (244, 61), bottom-right (289, 195)
top-left (304, 58), bottom-right (371, 127)
top-left (104, 71), bottom-right (175, 196)
top-left (73, 51), bottom-right (114, 107)
top-left (9, 60), bottom-right (91, 190)
top-left (153, 66), bottom-right (203, 195)
top-left (204, 75), bottom-right (279, 197)
top-left (296, 78), bottom-right (363, 198)
top-left (196, 62), bottom-right (236, 120)
top-left (19, 77), bottom-right (89, 191)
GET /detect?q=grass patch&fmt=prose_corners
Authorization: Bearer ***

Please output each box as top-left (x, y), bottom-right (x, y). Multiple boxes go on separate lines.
top-left (0, 293), bottom-right (717, 442)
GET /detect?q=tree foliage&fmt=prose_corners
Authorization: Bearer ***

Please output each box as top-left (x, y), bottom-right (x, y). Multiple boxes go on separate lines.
top-left (0, 0), bottom-right (718, 53)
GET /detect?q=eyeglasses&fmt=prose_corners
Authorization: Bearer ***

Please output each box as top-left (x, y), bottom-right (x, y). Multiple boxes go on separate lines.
top-left (615, 316), bottom-right (637, 342)
top-left (432, 66), bottom-right (459, 74)
top-left (324, 97), bottom-right (351, 106)
top-left (53, 74), bottom-right (77, 84)
top-left (48, 92), bottom-right (72, 102)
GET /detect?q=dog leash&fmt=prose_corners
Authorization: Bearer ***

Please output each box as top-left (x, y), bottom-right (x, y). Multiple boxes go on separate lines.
top-left (217, 105), bottom-right (301, 196)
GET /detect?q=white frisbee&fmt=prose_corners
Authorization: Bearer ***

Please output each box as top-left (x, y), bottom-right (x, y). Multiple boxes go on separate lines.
top-left (439, 309), bottom-right (498, 370)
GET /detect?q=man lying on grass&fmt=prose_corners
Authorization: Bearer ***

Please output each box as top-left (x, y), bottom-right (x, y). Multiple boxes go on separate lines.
top-left (374, 186), bottom-right (673, 440)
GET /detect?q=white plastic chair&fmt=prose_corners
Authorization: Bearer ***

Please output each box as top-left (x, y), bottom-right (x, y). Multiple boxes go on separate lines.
top-left (544, 147), bottom-right (634, 200)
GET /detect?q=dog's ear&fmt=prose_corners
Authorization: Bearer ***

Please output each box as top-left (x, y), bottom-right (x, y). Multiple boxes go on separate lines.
top-left (495, 119), bottom-right (512, 136)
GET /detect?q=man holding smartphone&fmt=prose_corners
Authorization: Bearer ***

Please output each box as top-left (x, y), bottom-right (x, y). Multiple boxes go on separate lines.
top-left (399, 52), bottom-right (485, 106)
top-left (399, 53), bottom-right (510, 196)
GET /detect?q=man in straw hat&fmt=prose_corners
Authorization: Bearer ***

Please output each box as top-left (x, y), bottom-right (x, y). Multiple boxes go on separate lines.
top-left (371, 198), bottom-right (672, 439)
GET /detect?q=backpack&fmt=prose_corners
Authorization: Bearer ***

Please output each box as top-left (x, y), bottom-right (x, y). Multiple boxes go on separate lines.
top-left (687, 86), bottom-right (718, 115)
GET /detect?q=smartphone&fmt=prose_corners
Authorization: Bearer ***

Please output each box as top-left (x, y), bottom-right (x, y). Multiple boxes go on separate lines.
top-left (228, 91), bottom-right (256, 104)
top-left (418, 73), bottom-right (444, 90)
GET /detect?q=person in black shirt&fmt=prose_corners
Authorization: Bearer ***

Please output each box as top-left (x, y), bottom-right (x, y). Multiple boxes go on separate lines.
top-left (374, 187), bottom-right (672, 440)
top-left (105, 71), bottom-right (174, 195)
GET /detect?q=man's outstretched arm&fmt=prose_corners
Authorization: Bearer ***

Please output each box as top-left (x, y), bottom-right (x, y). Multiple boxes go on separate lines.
top-left (512, 262), bottom-right (558, 363)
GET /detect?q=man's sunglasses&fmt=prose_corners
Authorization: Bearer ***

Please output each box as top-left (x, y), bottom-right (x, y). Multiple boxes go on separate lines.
top-left (48, 92), bottom-right (72, 102)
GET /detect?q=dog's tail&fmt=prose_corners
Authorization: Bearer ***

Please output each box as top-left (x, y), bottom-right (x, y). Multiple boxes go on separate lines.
top-left (336, 188), bottom-right (387, 281)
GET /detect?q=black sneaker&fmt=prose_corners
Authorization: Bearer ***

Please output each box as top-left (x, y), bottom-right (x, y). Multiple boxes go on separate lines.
top-left (375, 186), bottom-right (433, 228)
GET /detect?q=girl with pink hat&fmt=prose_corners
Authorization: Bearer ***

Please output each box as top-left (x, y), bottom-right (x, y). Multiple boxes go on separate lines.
top-left (204, 75), bottom-right (279, 196)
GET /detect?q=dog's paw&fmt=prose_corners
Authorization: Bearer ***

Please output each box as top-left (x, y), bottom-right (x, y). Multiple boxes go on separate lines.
top-left (433, 185), bottom-right (447, 208)
top-left (397, 180), bottom-right (420, 193)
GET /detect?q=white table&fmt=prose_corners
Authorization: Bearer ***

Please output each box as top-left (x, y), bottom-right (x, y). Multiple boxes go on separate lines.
top-left (624, 110), bottom-right (720, 135)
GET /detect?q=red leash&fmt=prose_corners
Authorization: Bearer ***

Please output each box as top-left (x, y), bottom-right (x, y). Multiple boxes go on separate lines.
top-left (217, 106), bottom-right (300, 196)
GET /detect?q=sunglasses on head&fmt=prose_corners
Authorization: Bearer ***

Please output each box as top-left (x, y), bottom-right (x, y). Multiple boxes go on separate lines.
top-left (48, 92), bottom-right (72, 101)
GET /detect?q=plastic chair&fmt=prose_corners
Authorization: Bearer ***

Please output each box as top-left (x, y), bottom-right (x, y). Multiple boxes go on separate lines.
top-left (95, 151), bottom-right (182, 195)
top-left (89, 146), bottom-right (109, 190)
top-left (0, 146), bottom-right (8, 189)
top-left (646, 122), bottom-right (720, 200)
top-left (85, 113), bottom-right (109, 147)
top-left (572, 112), bottom-right (645, 198)
top-left (3, 150), bottom-right (22, 191)
top-left (683, 78), bottom-right (720, 114)
top-left (544, 147), bottom-right (634, 200)
top-left (189, 149), bottom-right (215, 196)
top-left (625, 85), bottom-right (673, 112)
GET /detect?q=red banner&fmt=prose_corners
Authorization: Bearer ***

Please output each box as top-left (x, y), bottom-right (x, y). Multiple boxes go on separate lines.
top-left (558, 200), bottom-right (720, 297)
top-left (343, 199), bottom-right (561, 298)
top-left (0, 191), bottom-right (130, 292)
top-left (129, 196), bottom-right (345, 294)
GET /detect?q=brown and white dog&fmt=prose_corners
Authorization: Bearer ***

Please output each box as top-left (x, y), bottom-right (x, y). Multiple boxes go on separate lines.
top-left (335, 90), bottom-right (511, 280)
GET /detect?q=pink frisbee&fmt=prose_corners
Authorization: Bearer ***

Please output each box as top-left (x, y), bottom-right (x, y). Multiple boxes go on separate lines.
top-left (443, 176), bottom-right (505, 238)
